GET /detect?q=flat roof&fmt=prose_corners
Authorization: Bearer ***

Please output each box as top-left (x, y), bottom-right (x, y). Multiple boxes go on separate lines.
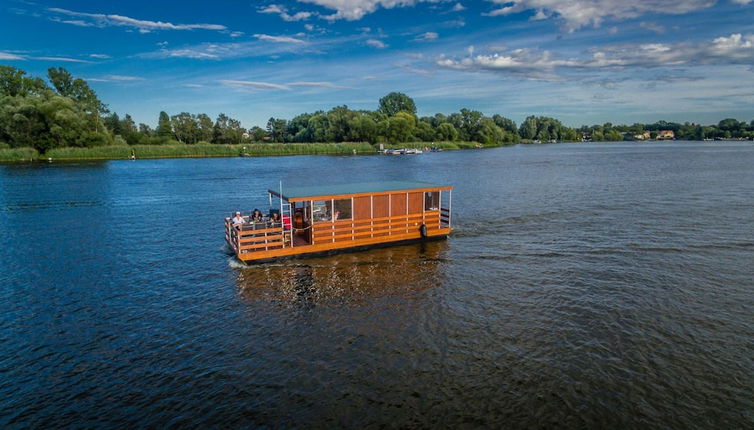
top-left (270, 181), bottom-right (451, 201)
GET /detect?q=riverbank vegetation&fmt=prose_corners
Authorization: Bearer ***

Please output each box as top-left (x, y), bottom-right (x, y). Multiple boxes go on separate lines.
top-left (1, 65), bottom-right (753, 162)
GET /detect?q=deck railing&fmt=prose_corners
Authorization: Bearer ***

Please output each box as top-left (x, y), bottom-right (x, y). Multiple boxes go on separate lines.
top-left (440, 207), bottom-right (451, 228)
top-left (225, 217), bottom-right (285, 254)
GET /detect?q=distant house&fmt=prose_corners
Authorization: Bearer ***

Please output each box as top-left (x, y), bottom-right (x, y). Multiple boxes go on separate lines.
top-left (657, 130), bottom-right (675, 140)
top-left (634, 131), bottom-right (651, 140)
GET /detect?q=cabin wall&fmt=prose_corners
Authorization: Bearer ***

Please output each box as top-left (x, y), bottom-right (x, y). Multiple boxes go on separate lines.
top-left (390, 193), bottom-right (407, 216)
top-left (353, 196), bottom-right (371, 220)
top-left (373, 194), bottom-right (390, 218)
top-left (408, 192), bottom-right (423, 214)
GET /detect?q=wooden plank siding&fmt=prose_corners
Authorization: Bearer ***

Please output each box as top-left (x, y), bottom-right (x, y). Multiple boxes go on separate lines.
top-left (353, 196), bottom-right (371, 220)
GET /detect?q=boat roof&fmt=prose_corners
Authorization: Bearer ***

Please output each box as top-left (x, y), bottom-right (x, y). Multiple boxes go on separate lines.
top-left (269, 181), bottom-right (451, 201)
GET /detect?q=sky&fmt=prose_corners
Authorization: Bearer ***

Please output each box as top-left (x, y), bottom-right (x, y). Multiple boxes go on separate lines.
top-left (2, 0), bottom-right (753, 129)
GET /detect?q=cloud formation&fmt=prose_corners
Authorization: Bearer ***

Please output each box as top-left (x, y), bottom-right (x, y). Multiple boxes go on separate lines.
top-left (415, 32), bottom-right (439, 41)
top-left (483, 0), bottom-right (724, 31)
top-left (220, 79), bottom-right (350, 90)
top-left (299, 0), bottom-right (442, 21)
top-left (88, 74), bottom-right (144, 82)
top-left (437, 33), bottom-right (754, 79)
top-left (258, 4), bottom-right (313, 21)
top-left (47, 7), bottom-right (226, 33)
top-left (254, 34), bottom-right (307, 44)
top-left (0, 51), bottom-right (90, 62)
top-left (366, 39), bottom-right (388, 49)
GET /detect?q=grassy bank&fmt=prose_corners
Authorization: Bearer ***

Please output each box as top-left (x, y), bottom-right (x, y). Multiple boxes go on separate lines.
top-left (0, 140), bottom-right (500, 162)
top-left (41, 142), bottom-right (376, 160)
top-left (382, 141), bottom-right (484, 150)
top-left (0, 147), bottom-right (39, 161)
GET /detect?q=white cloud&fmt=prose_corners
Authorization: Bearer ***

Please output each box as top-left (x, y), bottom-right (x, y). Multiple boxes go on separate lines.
top-left (415, 31), bottom-right (439, 41)
top-left (299, 0), bottom-right (442, 21)
top-left (452, 3), bottom-right (466, 11)
top-left (34, 56), bottom-right (90, 63)
top-left (258, 4), bottom-right (313, 21)
top-left (221, 80), bottom-right (291, 90)
top-left (396, 64), bottom-right (434, 76)
top-left (288, 81), bottom-right (353, 89)
top-left (47, 7), bottom-right (227, 33)
top-left (89, 53), bottom-right (111, 59)
top-left (87, 75), bottom-right (143, 82)
top-left (0, 51), bottom-right (26, 60)
top-left (254, 34), bottom-right (306, 44)
top-left (484, 0), bottom-right (719, 32)
top-left (182, 83), bottom-right (204, 88)
top-left (229, 31), bottom-right (244, 38)
top-left (366, 38), bottom-right (388, 49)
top-left (161, 49), bottom-right (220, 59)
top-left (437, 33), bottom-right (754, 79)
top-left (0, 51), bottom-right (92, 62)
top-left (639, 22), bottom-right (666, 34)
top-left (105, 74), bottom-right (144, 81)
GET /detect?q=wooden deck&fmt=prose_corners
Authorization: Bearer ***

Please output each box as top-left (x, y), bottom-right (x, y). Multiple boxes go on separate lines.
top-left (226, 209), bottom-right (451, 262)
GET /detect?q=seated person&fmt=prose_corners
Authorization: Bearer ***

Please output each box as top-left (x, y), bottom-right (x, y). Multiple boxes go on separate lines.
top-left (231, 211), bottom-right (245, 229)
top-left (268, 211), bottom-right (282, 227)
top-left (250, 209), bottom-right (264, 223)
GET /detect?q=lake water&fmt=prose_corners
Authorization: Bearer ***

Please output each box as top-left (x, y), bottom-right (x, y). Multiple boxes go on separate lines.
top-left (1, 142), bottom-right (753, 428)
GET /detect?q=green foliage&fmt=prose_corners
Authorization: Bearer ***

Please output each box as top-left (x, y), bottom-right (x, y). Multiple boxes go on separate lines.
top-left (0, 146), bottom-right (38, 161)
top-left (46, 145), bottom-right (132, 159)
top-left (378, 92), bottom-right (417, 117)
top-left (156, 111), bottom-right (173, 138)
top-left (41, 143), bottom-right (374, 160)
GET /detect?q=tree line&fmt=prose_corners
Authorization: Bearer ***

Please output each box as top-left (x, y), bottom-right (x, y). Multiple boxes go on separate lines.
top-left (1, 65), bottom-right (753, 154)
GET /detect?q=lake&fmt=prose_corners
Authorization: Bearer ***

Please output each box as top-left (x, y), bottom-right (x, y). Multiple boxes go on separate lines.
top-left (1, 142), bottom-right (752, 428)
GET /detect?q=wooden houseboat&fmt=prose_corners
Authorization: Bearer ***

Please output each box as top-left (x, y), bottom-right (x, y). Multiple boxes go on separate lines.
top-left (225, 181), bottom-right (452, 263)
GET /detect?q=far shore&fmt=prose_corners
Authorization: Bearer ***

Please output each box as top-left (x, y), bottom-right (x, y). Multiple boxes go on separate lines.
top-left (1, 139), bottom-right (750, 163)
top-left (0, 141), bottom-right (492, 162)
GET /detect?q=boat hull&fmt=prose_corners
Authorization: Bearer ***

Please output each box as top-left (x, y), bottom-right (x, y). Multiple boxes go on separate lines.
top-left (231, 227), bottom-right (451, 263)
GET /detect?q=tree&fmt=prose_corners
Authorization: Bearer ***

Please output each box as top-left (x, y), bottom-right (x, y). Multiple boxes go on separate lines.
top-left (196, 113), bottom-right (214, 143)
top-left (436, 122), bottom-right (459, 141)
top-left (378, 92), bottom-right (417, 117)
top-left (172, 112), bottom-right (199, 144)
top-left (156, 111), bottom-right (173, 138)
top-left (0, 66), bottom-right (48, 97)
top-left (266, 117), bottom-right (287, 142)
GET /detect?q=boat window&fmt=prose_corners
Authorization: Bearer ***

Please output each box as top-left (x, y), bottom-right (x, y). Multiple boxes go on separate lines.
top-left (333, 199), bottom-right (352, 220)
top-left (312, 200), bottom-right (332, 222)
top-left (425, 192), bottom-right (439, 211)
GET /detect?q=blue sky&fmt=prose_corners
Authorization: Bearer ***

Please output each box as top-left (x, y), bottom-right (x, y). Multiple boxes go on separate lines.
top-left (2, 0), bottom-right (753, 128)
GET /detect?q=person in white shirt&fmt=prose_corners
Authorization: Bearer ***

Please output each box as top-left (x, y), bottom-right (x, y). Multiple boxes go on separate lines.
top-left (232, 211), bottom-right (245, 229)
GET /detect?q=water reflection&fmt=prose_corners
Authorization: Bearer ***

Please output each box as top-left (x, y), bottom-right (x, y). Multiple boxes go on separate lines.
top-left (236, 240), bottom-right (450, 306)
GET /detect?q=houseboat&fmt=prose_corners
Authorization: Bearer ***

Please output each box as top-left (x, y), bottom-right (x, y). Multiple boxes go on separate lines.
top-left (224, 181), bottom-right (452, 263)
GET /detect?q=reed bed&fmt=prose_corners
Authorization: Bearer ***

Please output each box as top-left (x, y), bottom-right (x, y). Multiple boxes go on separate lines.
top-left (0, 147), bottom-right (39, 161)
top-left (382, 141), bottom-right (485, 150)
top-left (41, 143), bottom-right (377, 160)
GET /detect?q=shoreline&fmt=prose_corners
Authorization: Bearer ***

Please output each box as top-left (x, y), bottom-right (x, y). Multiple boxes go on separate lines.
top-left (0, 141), bottom-right (497, 163)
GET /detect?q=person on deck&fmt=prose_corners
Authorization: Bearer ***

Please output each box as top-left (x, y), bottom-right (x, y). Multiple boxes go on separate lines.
top-left (250, 209), bottom-right (264, 223)
top-left (232, 211), bottom-right (245, 229)
top-left (268, 211), bottom-right (281, 227)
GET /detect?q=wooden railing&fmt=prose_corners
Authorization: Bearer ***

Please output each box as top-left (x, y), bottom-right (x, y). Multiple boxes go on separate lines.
top-left (225, 217), bottom-right (285, 253)
top-left (311, 211), bottom-right (444, 244)
top-left (440, 207), bottom-right (451, 228)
